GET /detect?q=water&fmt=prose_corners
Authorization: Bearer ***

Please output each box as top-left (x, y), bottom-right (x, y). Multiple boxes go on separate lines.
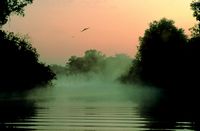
top-left (0, 78), bottom-right (200, 131)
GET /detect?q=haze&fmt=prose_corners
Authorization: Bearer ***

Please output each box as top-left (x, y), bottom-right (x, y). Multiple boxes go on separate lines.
top-left (3, 0), bottom-right (196, 64)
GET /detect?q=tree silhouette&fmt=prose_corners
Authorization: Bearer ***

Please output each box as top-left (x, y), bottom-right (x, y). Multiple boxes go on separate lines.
top-left (124, 18), bottom-right (188, 89)
top-left (65, 50), bottom-right (132, 81)
top-left (191, 0), bottom-right (200, 21)
top-left (186, 0), bottom-right (200, 89)
top-left (190, 0), bottom-right (200, 37)
top-left (66, 49), bottom-right (106, 74)
top-left (0, 0), bottom-right (33, 27)
top-left (0, 30), bottom-right (56, 90)
top-left (0, 0), bottom-right (56, 90)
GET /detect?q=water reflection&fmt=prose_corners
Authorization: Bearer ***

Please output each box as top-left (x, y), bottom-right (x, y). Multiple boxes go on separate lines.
top-left (0, 92), bottom-right (36, 130)
top-left (0, 85), bottom-right (200, 131)
top-left (139, 91), bottom-right (200, 131)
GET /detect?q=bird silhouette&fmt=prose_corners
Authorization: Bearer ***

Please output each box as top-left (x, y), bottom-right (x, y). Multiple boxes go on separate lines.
top-left (81, 27), bottom-right (90, 32)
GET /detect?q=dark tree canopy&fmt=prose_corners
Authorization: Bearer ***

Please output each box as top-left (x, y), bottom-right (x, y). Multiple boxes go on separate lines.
top-left (0, 0), bottom-right (56, 90)
top-left (123, 18), bottom-right (188, 89)
top-left (66, 49), bottom-right (106, 74)
top-left (65, 50), bottom-right (132, 81)
top-left (191, 0), bottom-right (200, 21)
top-left (0, 0), bottom-right (33, 26)
top-left (0, 30), bottom-right (56, 90)
top-left (190, 0), bottom-right (200, 37)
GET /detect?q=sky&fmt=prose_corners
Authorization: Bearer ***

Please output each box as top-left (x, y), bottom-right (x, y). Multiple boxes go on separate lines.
top-left (3, 0), bottom-right (196, 65)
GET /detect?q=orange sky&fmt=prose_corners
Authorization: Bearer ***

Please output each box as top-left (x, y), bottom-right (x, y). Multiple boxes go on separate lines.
top-left (3, 0), bottom-right (196, 64)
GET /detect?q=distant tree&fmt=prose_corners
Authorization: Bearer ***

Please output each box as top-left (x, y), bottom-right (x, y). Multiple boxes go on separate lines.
top-left (66, 56), bottom-right (86, 73)
top-left (124, 18), bottom-right (188, 88)
top-left (83, 49), bottom-right (106, 72)
top-left (66, 50), bottom-right (106, 74)
top-left (0, 30), bottom-right (56, 90)
top-left (0, 0), bottom-right (33, 27)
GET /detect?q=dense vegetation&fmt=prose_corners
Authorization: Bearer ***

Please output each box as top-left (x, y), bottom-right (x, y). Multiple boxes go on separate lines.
top-left (121, 18), bottom-right (188, 88)
top-left (0, 0), bottom-right (33, 27)
top-left (66, 50), bottom-right (106, 74)
top-left (190, 0), bottom-right (200, 37)
top-left (0, 0), bottom-right (55, 90)
top-left (0, 31), bottom-right (55, 89)
top-left (64, 49), bottom-right (132, 81)
top-left (122, 1), bottom-right (200, 91)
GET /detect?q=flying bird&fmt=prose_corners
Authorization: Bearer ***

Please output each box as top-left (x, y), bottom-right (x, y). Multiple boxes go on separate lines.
top-left (81, 27), bottom-right (90, 32)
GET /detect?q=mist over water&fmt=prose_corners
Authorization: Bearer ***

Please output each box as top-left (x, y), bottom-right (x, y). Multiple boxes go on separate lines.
top-left (0, 70), bottom-right (161, 131)
top-left (1, 72), bottom-right (200, 130)
top-left (47, 53), bottom-right (160, 110)
top-left (22, 74), bottom-right (159, 130)
top-left (1, 52), bottom-right (200, 130)
top-left (0, 52), bottom-right (198, 131)
top-left (52, 74), bottom-right (159, 104)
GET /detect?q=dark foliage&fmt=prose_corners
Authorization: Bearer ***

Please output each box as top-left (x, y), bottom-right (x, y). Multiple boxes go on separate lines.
top-left (123, 16), bottom-right (200, 92)
top-left (66, 49), bottom-right (106, 74)
top-left (0, 30), bottom-right (56, 90)
top-left (190, 0), bottom-right (200, 37)
top-left (186, 36), bottom-right (200, 88)
top-left (65, 50), bottom-right (132, 81)
top-left (0, 0), bottom-right (55, 90)
top-left (123, 1), bottom-right (200, 91)
top-left (123, 18), bottom-right (188, 89)
top-left (0, 0), bottom-right (33, 27)
top-left (191, 0), bottom-right (200, 21)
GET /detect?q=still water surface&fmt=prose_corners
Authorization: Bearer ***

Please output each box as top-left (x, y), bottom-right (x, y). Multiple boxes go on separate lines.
top-left (0, 79), bottom-right (199, 130)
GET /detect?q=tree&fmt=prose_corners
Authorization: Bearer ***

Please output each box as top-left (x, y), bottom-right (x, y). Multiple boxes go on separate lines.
top-left (0, 0), bottom-right (56, 90)
top-left (188, 1), bottom-right (200, 88)
top-left (124, 18), bottom-right (188, 88)
top-left (0, 0), bottom-right (33, 27)
top-left (190, 0), bottom-right (200, 37)
top-left (191, 0), bottom-right (200, 21)
top-left (66, 49), bottom-right (106, 74)
top-left (66, 56), bottom-right (86, 73)
top-left (0, 30), bottom-right (55, 90)
top-left (190, 24), bottom-right (200, 37)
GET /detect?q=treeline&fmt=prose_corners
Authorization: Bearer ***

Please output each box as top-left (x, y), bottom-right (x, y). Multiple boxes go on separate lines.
top-left (0, 0), bottom-right (55, 90)
top-left (122, 1), bottom-right (200, 90)
top-left (52, 49), bottom-right (132, 81)
top-left (55, 1), bottom-right (200, 88)
top-left (0, 31), bottom-right (55, 89)
top-left (1, 0), bottom-right (199, 91)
